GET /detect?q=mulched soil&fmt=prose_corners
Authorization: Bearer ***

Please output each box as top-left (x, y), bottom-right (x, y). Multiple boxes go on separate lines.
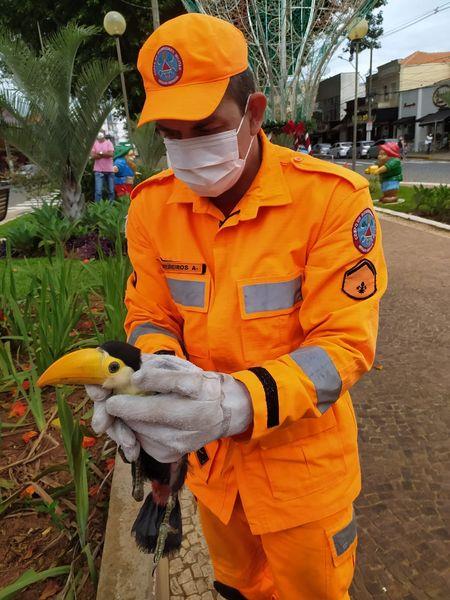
top-left (0, 385), bottom-right (112, 598)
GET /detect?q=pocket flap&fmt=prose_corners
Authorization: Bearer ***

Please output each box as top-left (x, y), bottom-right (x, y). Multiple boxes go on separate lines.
top-left (188, 440), bottom-right (219, 482)
top-left (327, 511), bottom-right (358, 567)
top-left (166, 276), bottom-right (210, 313)
top-left (238, 272), bottom-right (302, 319)
top-left (259, 407), bottom-right (338, 449)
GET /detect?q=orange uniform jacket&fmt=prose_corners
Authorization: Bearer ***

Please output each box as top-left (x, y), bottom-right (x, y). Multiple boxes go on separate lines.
top-left (125, 133), bottom-right (387, 534)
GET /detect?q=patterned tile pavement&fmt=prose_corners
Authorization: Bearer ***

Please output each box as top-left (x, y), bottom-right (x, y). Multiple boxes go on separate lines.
top-left (169, 216), bottom-right (450, 599)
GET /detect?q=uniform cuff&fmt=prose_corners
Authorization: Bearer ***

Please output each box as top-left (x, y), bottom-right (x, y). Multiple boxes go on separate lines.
top-left (232, 368), bottom-right (278, 440)
top-left (131, 333), bottom-right (185, 358)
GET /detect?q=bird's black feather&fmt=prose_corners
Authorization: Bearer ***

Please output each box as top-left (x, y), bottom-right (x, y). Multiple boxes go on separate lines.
top-left (100, 340), bottom-right (142, 372)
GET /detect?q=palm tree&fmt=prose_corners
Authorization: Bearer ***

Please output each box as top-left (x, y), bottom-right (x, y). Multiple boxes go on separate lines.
top-left (0, 24), bottom-right (122, 219)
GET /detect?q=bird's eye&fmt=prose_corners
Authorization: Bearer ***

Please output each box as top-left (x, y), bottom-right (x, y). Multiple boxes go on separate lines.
top-left (108, 361), bottom-right (120, 374)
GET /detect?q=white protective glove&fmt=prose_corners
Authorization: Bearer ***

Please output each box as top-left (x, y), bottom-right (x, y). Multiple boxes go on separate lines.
top-left (86, 384), bottom-right (141, 462)
top-left (104, 354), bottom-right (254, 463)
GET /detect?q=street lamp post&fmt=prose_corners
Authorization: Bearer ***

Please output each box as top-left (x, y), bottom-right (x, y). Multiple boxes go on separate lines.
top-left (347, 18), bottom-right (369, 171)
top-left (103, 11), bottom-right (132, 141)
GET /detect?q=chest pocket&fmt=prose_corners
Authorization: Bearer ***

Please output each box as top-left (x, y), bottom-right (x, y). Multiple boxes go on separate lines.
top-left (237, 271), bottom-right (303, 363)
top-left (165, 276), bottom-right (210, 358)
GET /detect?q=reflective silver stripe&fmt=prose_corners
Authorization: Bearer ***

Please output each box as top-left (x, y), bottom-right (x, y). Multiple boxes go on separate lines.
top-left (333, 513), bottom-right (357, 556)
top-left (167, 278), bottom-right (205, 308)
top-left (243, 276), bottom-right (302, 314)
top-left (289, 346), bottom-right (342, 413)
top-left (128, 322), bottom-right (178, 346)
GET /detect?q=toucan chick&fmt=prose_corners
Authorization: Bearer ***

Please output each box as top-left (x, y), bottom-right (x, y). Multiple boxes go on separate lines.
top-left (37, 340), bottom-right (186, 556)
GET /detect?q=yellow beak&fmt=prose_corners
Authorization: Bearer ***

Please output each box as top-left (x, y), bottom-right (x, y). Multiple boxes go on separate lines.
top-left (37, 348), bottom-right (111, 388)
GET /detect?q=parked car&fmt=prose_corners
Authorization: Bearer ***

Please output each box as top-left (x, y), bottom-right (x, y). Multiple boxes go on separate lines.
top-left (346, 141), bottom-right (373, 159)
top-left (329, 142), bottom-right (352, 159)
top-left (311, 143), bottom-right (331, 157)
top-left (367, 138), bottom-right (397, 159)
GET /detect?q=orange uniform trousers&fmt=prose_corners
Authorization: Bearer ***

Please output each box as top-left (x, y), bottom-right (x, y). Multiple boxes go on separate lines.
top-left (199, 496), bottom-right (356, 600)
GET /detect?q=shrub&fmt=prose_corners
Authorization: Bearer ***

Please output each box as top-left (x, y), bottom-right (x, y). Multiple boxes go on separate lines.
top-left (6, 220), bottom-right (41, 256)
top-left (412, 185), bottom-right (450, 223)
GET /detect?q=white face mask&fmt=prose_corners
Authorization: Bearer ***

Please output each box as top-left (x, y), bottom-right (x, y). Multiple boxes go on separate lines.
top-left (163, 106), bottom-right (254, 197)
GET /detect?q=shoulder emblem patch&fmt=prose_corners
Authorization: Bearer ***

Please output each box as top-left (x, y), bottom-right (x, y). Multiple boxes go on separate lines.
top-left (342, 259), bottom-right (377, 300)
top-left (153, 46), bottom-right (183, 86)
top-left (352, 208), bottom-right (376, 254)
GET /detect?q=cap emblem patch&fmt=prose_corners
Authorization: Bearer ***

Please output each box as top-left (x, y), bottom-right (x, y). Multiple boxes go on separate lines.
top-left (153, 45), bottom-right (183, 86)
top-left (352, 208), bottom-right (376, 254)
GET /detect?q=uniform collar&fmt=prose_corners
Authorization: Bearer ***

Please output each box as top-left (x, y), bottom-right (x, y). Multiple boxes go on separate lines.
top-left (166, 131), bottom-right (293, 221)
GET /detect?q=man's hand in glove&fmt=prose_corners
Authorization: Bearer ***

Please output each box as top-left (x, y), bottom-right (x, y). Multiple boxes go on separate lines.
top-left (104, 354), bottom-right (254, 463)
top-left (87, 384), bottom-right (141, 462)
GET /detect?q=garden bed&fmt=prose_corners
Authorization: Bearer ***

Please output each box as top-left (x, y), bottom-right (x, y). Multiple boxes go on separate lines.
top-left (1, 237), bottom-right (131, 597)
top-left (371, 184), bottom-right (450, 225)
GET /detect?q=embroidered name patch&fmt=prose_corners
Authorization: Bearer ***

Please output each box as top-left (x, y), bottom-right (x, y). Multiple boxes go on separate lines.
top-left (160, 258), bottom-right (206, 275)
top-left (153, 46), bottom-right (183, 86)
top-left (352, 208), bottom-right (376, 254)
top-left (342, 259), bottom-right (377, 300)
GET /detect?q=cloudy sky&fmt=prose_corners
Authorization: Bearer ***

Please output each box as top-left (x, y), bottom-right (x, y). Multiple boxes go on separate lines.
top-left (326, 0), bottom-right (450, 80)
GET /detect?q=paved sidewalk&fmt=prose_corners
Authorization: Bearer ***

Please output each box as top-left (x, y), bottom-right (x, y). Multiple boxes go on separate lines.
top-left (408, 151), bottom-right (450, 161)
top-left (172, 214), bottom-right (450, 599)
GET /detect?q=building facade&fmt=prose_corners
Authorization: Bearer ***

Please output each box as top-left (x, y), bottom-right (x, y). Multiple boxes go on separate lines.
top-left (316, 73), bottom-right (365, 142)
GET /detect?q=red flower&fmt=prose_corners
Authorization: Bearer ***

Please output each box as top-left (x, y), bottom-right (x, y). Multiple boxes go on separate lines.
top-left (22, 430), bottom-right (38, 444)
top-left (282, 120), bottom-right (296, 135)
top-left (8, 401), bottom-right (27, 418)
top-left (82, 436), bottom-right (96, 449)
top-left (88, 484), bottom-right (101, 497)
top-left (105, 458), bottom-right (115, 472)
top-left (21, 380), bottom-right (30, 392)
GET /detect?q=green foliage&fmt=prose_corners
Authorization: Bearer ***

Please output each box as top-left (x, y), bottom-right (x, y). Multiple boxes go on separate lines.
top-left (81, 199), bottom-right (129, 245)
top-left (0, 342), bottom-right (46, 431)
top-left (0, 23), bottom-right (122, 219)
top-left (368, 174), bottom-right (381, 199)
top-left (5, 220), bottom-right (41, 256)
top-left (412, 185), bottom-right (450, 223)
top-left (131, 120), bottom-right (166, 182)
top-left (4, 197), bottom-right (130, 258)
top-left (0, 565), bottom-right (70, 600)
top-left (84, 235), bottom-right (132, 344)
top-left (0, 248), bottom-right (92, 374)
top-left (31, 202), bottom-right (81, 250)
top-left (56, 390), bottom-right (97, 583)
top-left (0, 0), bottom-right (185, 119)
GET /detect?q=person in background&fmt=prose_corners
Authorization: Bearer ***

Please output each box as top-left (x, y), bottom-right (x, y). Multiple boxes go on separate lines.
top-left (91, 131), bottom-right (115, 202)
top-left (113, 144), bottom-right (137, 199)
top-left (398, 135), bottom-right (404, 160)
top-left (424, 132), bottom-right (433, 154)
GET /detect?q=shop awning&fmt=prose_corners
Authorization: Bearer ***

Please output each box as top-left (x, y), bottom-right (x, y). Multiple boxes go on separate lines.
top-left (393, 116), bottom-right (416, 125)
top-left (374, 107), bottom-right (398, 123)
top-left (417, 108), bottom-right (450, 126)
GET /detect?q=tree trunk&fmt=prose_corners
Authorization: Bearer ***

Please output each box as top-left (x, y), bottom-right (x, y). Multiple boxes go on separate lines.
top-left (61, 177), bottom-right (84, 221)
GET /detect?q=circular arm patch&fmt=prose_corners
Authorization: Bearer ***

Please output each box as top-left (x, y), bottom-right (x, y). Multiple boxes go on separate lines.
top-left (352, 208), bottom-right (376, 254)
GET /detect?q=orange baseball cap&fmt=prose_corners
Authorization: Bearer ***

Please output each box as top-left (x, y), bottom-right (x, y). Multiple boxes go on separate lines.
top-left (137, 13), bottom-right (248, 124)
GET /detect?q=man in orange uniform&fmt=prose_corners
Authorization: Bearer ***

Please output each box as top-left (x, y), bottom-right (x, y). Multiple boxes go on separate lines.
top-left (94, 13), bottom-right (387, 599)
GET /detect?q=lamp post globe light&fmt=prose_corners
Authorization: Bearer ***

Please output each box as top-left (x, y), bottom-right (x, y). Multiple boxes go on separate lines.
top-left (103, 11), bottom-right (127, 36)
top-left (103, 11), bottom-right (132, 140)
top-left (347, 18), bottom-right (368, 171)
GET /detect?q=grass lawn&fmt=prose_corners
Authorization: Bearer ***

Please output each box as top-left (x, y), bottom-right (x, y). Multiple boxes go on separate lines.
top-left (371, 185), bottom-right (416, 214)
top-left (0, 256), bottom-right (109, 299)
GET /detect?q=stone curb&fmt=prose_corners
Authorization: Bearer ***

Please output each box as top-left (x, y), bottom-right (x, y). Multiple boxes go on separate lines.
top-left (96, 453), bottom-right (168, 600)
top-left (400, 181), bottom-right (449, 188)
